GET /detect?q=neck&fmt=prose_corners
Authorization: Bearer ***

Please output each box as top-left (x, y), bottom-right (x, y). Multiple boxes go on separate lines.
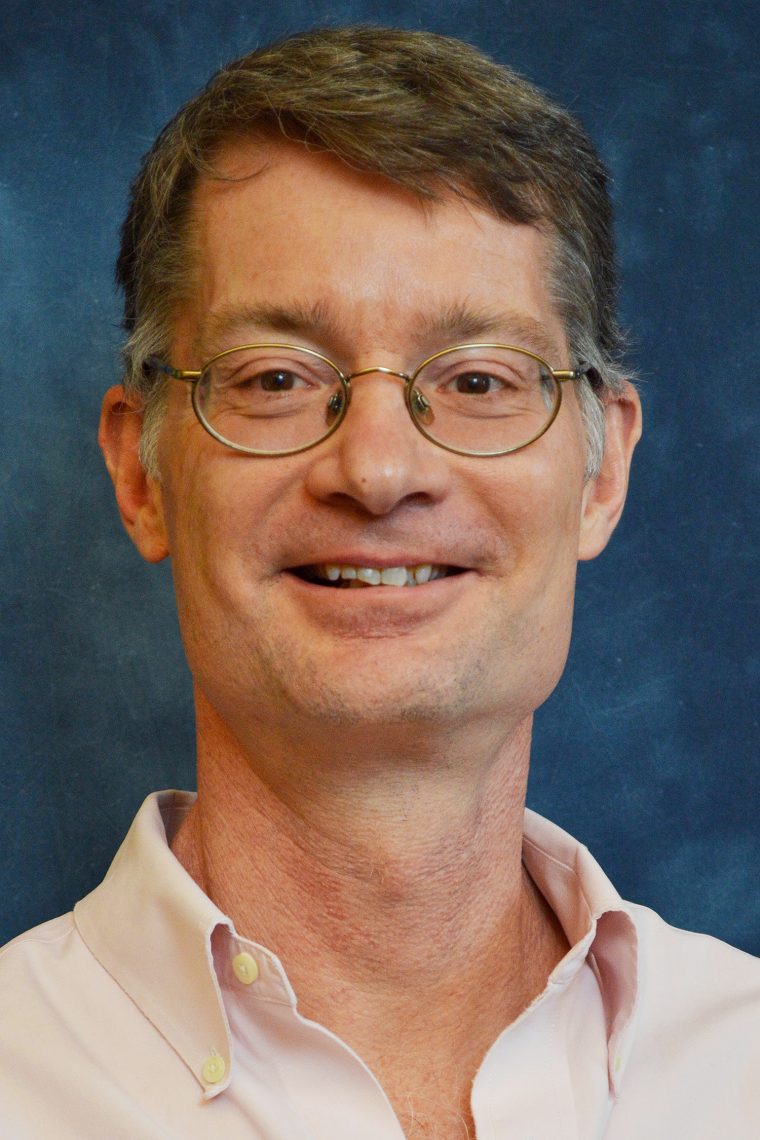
top-left (171, 691), bottom-right (567, 1123)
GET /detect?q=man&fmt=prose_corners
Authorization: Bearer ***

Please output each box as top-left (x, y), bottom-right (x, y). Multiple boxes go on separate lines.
top-left (1, 25), bottom-right (757, 1140)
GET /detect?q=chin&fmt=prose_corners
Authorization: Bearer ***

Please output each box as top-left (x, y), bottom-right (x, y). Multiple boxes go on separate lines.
top-left (284, 682), bottom-right (469, 729)
top-left (253, 643), bottom-right (552, 737)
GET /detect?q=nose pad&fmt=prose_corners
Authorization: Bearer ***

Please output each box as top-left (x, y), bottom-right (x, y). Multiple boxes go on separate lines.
top-left (326, 390), bottom-right (345, 423)
top-left (410, 387), bottom-right (433, 426)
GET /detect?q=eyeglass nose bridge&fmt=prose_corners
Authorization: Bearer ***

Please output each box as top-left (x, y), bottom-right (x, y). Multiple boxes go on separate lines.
top-left (326, 365), bottom-right (423, 428)
top-left (344, 364), bottom-right (412, 383)
top-left (336, 364), bottom-right (419, 419)
top-left (332, 364), bottom-right (436, 435)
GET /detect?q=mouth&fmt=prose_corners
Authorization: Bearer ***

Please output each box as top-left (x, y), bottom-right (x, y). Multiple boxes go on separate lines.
top-left (289, 562), bottom-right (465, 588)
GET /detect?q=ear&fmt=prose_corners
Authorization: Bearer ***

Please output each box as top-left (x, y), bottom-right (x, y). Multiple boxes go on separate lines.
top-left (98, 386), bottom-right (169, 563)
top-left (578, 382), bottom-right (642, 561)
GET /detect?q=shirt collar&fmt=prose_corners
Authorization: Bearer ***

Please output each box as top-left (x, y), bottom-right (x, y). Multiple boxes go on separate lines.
top-left (74, 791), bottom-right (235, 1098)
top-left (522, 808), bottom-right (639, 1093)
top-left (74, 792), bottom-right (639, 1100)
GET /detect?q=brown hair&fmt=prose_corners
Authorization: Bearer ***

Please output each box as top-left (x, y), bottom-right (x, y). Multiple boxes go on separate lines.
top-left (117, 25), bottom-right (627, 475)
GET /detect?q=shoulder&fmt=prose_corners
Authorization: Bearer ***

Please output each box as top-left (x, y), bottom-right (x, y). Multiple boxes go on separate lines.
top-left (631, 900), bottom-right (760, 1019)
top-left (610, 903), bottom-right (760, 1135)
top-left (0, 910), bottom-right (187, 1139)
top-left (0, 909), bottom-right (124, 1043)
top-left (0, 911), bottom-right (101, 1036)
top-left (0, 912), bottom-right (79, 980)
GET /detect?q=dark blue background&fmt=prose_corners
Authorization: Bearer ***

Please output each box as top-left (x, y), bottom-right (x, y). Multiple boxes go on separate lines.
top-left (1, 1), bottom-right (758, 951)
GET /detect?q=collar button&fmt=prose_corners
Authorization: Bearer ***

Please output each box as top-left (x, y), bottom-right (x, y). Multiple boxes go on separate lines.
top-left (202, 1053), bottom-right (226, 1084)
top-left (232, 950), bottom-right (260, 985)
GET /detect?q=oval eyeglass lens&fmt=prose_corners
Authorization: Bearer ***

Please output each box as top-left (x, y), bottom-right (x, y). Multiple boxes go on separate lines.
top-left (197, 346), bottom-right (344, 453)
top-left (411, 346), bottom-right (558, 454)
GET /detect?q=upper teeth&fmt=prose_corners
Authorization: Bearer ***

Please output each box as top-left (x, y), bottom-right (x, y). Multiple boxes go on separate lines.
top-left (318, 563), bottom-right (446, 587)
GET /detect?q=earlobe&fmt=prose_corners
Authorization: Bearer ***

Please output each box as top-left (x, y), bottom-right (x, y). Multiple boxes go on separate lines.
top-left (98, 386), bottom-right (169, 563)
top-left (578, 382), bottom-right (642, 561)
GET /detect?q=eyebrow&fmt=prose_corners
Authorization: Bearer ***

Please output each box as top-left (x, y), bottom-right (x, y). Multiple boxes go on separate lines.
top-left (195, 299), bottom-right (563, 363)
top-left (195, 301), bottom-right (341, 357)
top-left (419, 301), bottom-right (562, 362)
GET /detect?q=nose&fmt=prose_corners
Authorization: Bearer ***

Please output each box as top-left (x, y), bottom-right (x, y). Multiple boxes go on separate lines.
top-left (303, 369), bottom-right (451, 516)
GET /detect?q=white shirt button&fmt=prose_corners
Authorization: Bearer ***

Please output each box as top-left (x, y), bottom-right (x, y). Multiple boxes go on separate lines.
top-left (202, 1053), bottom-right (226, 1084)
top-left (232, 951), bottom-right (259, 985)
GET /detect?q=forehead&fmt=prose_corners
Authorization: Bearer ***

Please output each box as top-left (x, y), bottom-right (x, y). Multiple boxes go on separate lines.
top-left (179, 139), bottom-right (566, 362)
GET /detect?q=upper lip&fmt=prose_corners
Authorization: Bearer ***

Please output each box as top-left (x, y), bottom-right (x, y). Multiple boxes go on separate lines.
top-left (285, 554), bottom-right (467, 570)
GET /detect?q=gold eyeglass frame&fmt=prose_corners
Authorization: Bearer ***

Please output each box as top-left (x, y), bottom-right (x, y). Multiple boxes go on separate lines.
top-left (147, 342), bottom-right (593, 458)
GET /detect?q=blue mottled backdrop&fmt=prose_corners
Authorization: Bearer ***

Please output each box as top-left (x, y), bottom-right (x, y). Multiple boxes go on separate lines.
top-left (1, 0), bottom-right (758, 950)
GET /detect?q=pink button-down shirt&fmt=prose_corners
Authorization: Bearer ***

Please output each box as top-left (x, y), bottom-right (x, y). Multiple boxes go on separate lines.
top-left (1, 790), bottom-right (759, 1138)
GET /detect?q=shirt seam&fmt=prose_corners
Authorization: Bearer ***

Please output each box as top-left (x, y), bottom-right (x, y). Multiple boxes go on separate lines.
top-left (0, 921), bottom-right (75, 961)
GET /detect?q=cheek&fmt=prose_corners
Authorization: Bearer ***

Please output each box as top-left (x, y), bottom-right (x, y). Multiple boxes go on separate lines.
top-left (473, 432), bottom-right (585, 663)
top-left (159, 440), bottom-right (305, 617)
top-left (160, 474), bottom-right (270, 686)
top-left (506, 495), bottom-right (581, 647)
top-left (479, 442), bottom-right (585, 578)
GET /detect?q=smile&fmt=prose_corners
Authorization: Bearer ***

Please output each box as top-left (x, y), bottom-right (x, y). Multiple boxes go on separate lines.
top-left (293, 563), bottom-right (462, 588)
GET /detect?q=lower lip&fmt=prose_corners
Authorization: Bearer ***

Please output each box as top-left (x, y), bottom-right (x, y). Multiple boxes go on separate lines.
top-left (280, 569), bottom-right (476, 629)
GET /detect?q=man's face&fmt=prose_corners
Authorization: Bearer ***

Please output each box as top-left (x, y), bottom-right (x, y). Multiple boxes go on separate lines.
top-left (149, 140), bottom-right (608, 741)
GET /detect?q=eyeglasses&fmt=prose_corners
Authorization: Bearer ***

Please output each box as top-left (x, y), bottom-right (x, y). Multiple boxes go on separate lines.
top-left (147, 343), bottom-right (594, 458)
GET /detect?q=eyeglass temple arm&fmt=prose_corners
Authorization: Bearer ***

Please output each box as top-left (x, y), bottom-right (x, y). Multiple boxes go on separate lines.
top-left (553, 361), bottom-right (601, 387)
top-left (144, 356), bottom-right (201, 382)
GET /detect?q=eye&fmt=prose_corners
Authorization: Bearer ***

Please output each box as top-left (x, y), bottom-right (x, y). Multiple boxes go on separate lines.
top-left (452, 371), bottom-right (508, 395)
top-left (215, 360), bottom-right (314, 393)
top-left (256, 369), bottom-right (305, 392)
